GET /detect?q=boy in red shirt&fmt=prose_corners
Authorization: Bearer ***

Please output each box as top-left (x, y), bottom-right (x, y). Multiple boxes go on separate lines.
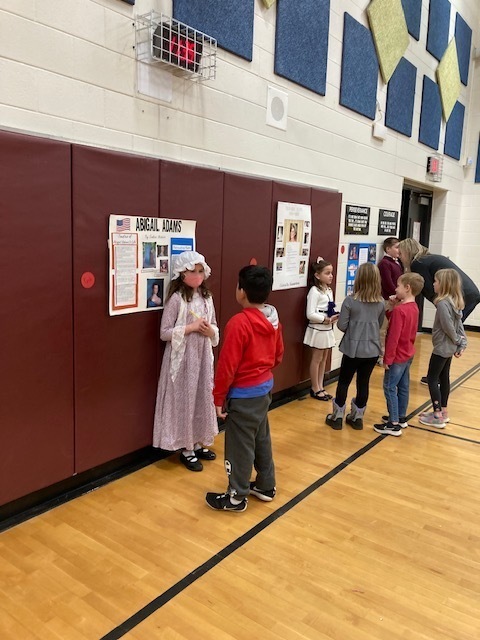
top-left (206, 266), bottom-right (284, 512)
top-left (374, 272), bottom-right (424, 436)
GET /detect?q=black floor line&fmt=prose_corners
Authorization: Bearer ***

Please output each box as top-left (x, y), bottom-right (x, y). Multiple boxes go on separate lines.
top-left (408, 425), bottom-right (480, 444)
top-left (445, 422), bottom-right (480, 432)
top-left (99, 436), bottom-right (385, 640)
top-left (99, 362), bottom-right (480, 639)
top-left (406, 362), bottom-right (480, 445)
top-left (455, 384), bottom-right (480, 391)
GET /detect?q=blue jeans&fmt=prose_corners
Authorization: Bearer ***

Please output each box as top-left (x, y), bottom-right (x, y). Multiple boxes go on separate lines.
top-left (383, 359), bottom-right (412, 423)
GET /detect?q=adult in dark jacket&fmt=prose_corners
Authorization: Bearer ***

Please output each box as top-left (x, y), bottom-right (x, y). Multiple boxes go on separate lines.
top-left (398, 238), bottom-right (480, 384)
top-left (398, 238), bottom-right (480, 321)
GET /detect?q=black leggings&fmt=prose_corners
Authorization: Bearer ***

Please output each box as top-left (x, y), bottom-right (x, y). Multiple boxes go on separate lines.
top-left (335, 355), bottom-right (378, 408)
top-left (427, 353), bottom-right (452, 411)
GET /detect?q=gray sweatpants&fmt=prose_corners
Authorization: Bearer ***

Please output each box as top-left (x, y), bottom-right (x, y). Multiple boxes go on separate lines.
top-left (224, 393), bottom-right (275, 499)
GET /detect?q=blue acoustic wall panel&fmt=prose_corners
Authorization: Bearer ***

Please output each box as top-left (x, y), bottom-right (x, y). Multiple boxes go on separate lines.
top-left (340, 14), bottom-right (378, 120)
top-left (401, 0), bottom-right (422, 40)
top-left (173, 0), bottom-right (254, 61)
top-left (385, 58), bottom-right (417, 136)
top-left (475, 137), bottom-right (480, 183)
top-left (426, 0), bottom-right (451, 61)
top-left (274, 0), bottom-right (330, 96)
top-left (418, 76), bottom-right (442, 149)
top-left (444, 101), bottom-right (464, 160)
top-left (455, 14), bottom-right (472, 86)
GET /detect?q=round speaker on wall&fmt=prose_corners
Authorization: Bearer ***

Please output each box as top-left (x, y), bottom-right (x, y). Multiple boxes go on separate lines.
top-left (266, 86), bottom-right (288, 131)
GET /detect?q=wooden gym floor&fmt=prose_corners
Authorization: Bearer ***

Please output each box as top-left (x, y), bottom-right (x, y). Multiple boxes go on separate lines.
top-left (0, 333), bottom-right (479, 640)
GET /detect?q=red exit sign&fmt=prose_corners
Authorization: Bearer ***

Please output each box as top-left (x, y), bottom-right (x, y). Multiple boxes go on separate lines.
top-left (427, 156), bottom-right (440, 174)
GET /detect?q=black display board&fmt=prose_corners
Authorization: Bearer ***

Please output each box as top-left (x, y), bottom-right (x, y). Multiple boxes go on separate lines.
top-left (378, 209), bottom-right (399, 236)
top-left (345, 205), bottom-right (370, 235)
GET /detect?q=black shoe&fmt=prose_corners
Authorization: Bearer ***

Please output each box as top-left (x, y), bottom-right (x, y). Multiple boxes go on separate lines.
top-left (249, 482), bottom-right (276, 502)
top-left (345, 415), bottom-right (363, 430)
top-left (194, 447), bottom-right (216, 460)
top-left (382, 415), bottom-right (408, 428)
top-left (180, 452), bottom-right (203, 471)
top-left (373, 421), bottom-right (402, 436)
top-left (205, 492), bottom-right (247, 512)
top-left (310, 388), bottom-right (331, 401)
top-left (326, 414), bottom-right (343, 430)
top-left (420, 376), bottom-right (428, 385)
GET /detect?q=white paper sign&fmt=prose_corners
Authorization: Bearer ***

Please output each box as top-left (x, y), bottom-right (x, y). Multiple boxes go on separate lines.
top-left (272, 202), bottom-right (311, 291)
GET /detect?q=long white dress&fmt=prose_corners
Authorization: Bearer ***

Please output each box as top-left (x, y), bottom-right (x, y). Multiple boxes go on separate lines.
top-left (153, 291), bottom-right (219, 451)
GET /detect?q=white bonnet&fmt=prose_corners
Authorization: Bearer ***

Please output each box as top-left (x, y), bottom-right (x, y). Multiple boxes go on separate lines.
top-left (171, 250), bottom-right (211, 280)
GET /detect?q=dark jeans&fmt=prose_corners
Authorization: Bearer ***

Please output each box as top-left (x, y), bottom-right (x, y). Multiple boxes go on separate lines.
top-left (427, 353), bottom-right (452, 411)
top-left (335, 355), bottom-right (378, 408)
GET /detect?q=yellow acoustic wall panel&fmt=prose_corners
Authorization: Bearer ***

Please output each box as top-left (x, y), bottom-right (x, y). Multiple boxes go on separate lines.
top-left (437, 38), bottom-right (462, 121)
top-left (367, 0), bottom-right (409, 83)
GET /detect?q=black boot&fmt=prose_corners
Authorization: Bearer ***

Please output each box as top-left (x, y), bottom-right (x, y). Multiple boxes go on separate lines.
top-left (326, 401), bottom-right (345, 430)
top-left (345, 399), bottom-right (365, 430)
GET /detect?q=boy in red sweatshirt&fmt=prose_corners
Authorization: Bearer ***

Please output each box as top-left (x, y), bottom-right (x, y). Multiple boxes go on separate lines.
top-left (206, 266), bottom-right (284, 512)
top-left (374, 272), bottom-right (424, 436)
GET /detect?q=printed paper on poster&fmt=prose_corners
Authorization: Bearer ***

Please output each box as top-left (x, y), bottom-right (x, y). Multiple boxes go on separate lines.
top-left (273, 202), bottom-right (311, 291)
top-left (108, 215), bottom-right (196, 316)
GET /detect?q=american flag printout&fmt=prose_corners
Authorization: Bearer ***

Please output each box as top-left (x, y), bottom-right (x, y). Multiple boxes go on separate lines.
top-left (116, 218), bottom-right (131, 232)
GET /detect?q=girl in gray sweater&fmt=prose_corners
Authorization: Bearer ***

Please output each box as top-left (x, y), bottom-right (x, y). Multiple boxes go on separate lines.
top-left (326, 263), bottom-right (385, 430)
top-left (419, 269), bottom-right (467, 428)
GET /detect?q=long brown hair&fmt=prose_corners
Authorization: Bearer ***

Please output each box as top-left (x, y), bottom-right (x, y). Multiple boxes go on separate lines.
top-left (166, 276), bottom-right (212, 303)
top-left (434, 268), bottom-right (464, 311)
top-left (352, 263), bottom-right (382, 302)
top-left (398, 238), bottom-right (430, 270)
top-left (309, 258), bottom-right (333, 291)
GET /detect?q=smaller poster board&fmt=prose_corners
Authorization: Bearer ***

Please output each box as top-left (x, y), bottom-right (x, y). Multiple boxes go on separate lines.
top-left (345, 243), bottom-right (377, 295)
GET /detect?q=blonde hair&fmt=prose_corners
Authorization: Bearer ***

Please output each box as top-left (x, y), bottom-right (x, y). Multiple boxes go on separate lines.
top-left (397, 238), bottom-right (430, 270)
top-left (353, 263), bottom-right (383, 302)
top-left (398, 272), bottom-right (424, 297)
top-left (434, 268), bottom-right (464, 311)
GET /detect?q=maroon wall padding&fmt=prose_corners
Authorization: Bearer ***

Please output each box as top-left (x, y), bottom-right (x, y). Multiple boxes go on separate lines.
top-left (159, 161), bottom-right (224, 320)
top-left (300, 188), bottom-right (343, 380)
top-left (0, 130), bottom-right (343, 509)
top-left (221, 173), bottom-right (273, 334)
top-left (0, 131), bottom-right (74, 504)
top-left (72, 146), bottom-right (160, 473)
top-left (220, 176), bottom-right (342, 393)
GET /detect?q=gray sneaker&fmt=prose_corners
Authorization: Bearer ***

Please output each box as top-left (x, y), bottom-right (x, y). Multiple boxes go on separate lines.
top-left (418, 414), bottom-right (445, 428)
top-left (420, 410), bottom-right (450, 423)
